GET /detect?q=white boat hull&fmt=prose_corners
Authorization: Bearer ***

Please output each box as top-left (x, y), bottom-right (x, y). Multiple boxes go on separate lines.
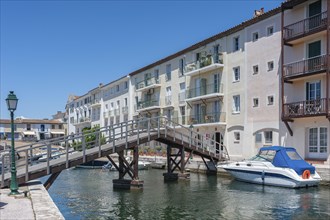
top-left (221, 162), bottom-right (321, 188)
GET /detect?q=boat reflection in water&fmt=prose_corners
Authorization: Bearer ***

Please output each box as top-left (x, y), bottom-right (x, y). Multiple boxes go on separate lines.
top-left (219, 146), bottom-right (321, 188)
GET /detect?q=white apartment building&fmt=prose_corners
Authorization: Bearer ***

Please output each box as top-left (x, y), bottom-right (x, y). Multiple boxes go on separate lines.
top-left (102, 76), bottom-right (130, 128)
top-left (65, 0), bottom-right (329, 163)
top-left (127, 6), bottom-right (282, 160)
top-left (66, 77), bottom-right (131, 136)
top-left (281, 0), bottom-right (329, 163)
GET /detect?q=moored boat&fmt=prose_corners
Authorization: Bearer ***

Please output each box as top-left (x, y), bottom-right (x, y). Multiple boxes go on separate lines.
top-left (219, 146), bottom-right (321, 188)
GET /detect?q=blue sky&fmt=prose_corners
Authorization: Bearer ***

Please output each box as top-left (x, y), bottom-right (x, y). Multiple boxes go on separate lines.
top-left (0, 0), bottom-right (283, 119)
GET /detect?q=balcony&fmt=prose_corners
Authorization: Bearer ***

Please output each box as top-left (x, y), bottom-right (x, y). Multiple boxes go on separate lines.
top-left (185, 53), bottom-right (224, 77)
top-left (283, 55), bottom-right (327, 80)
top-left (122, 106), bottom-right (128, 115)
top-left (135, 76), bottom-right (161, 92)
top-left (91, 99), bottom-right (101, 107)
top-left (135, 100), bottom-right (160, 112)
top-left (185, 83), bottom-right (223, 102)
top-left (283, 98), bottom-right (329, 119)
top-left (283, 11), bottom-right (327, 44)
top-left (186, 112), bottom-right (226, 126)
top-left (74, 117), bottom-right (91, 125)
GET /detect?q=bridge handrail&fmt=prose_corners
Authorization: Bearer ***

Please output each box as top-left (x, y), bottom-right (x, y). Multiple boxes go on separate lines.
top-left (1, 116), bottom-right (229, 187)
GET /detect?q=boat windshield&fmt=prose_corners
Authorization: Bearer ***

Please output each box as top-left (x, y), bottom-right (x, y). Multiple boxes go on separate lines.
top-left (286, 151), bottom-right (303, 160)
top-left (250, 150), bottom-right (276, 162)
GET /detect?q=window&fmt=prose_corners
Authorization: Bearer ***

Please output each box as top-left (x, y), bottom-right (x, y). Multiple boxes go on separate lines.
top-left (234, 132), bottom-right (240, 141)
top-left (267, 95), bottom-right (274, 105)
top-left (232, 95), bottom-right (240, 113)
top-left (116, 85), bottom-right (119, 92)
top-left (255, 133), bottom-right (262, 143)
top-left (59, 124), bottom-right (63, 129)
top-left (267, 61), bottom-right (274, 71)
top-left (253, 65), bottom-right (259, 74)
top-left (124, 81), bottom-right (128, 89)
top-left (253, 98), bottom-right (259, 107)
top-left (179, 58), bottom-right (185, 76)
top-left (320, 127), bottom-right (328, 153)
top-left (166, 64), bottom-right (171, 81)
top-left (252, 32), bottom-right (259, 41)
top-left (264, 131), bottom-right (273, 143)
top-left (70, 117), bottom-right (74, 123)
top-left (27, 124), bottom-right (31, 131)
top-left (233, 36), bottom-right (240, 51)
top-left (267, 26), bottom-right (274, 36)
top-left (233, 67), bottom-right (240, 82)
top-left (52, 124), bottom-right (55, 129)
top-left (306, 81), bottom-right (321, 100)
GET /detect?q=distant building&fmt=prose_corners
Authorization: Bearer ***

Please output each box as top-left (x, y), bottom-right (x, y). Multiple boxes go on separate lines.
top-left (0, 118), bottom-right (65, 141)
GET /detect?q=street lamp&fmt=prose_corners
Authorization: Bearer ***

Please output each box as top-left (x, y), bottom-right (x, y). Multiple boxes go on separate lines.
top-left (6, 91), bottom-right (19, 195)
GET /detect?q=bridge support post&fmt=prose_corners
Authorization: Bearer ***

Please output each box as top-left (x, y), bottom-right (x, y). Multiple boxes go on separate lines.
top-left (163, 145), bottom-right (178, 182)
top-left (201, 157), bottom-right (218, 175)
top-left (178, 147), bottom-right (190, 180)
top-left (112, 148), bottom-right (143, 190)
top-left (163, 145), bottom-right (190, 181)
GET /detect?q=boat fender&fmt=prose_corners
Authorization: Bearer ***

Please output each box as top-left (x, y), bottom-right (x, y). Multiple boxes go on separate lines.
top-left (302, 170), bottom-right (310, 179)
top-left (261, 170), bottom-right (265, 184)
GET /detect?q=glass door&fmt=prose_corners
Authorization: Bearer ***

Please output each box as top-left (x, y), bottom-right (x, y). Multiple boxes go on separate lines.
top-left (308, 127), bottom-right (328, 159)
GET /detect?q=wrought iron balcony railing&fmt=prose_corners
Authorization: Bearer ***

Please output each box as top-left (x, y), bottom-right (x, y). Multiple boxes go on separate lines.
top-left (135, 100), bottom-right (160, 111)
top-left (283, 98), bottom-right (329, 119)
top-left (186, 83), bottom-right (223, 99)
top-left (74, 117), bottom-right (91, 125)
top-left (185, 112), bottom-right (226, 125)
top-left (135, 76), bottom-right (160, 90)
top-left (185, 52), bottom-right (223, 73)
top-left (283, 11), bottom-right (327, 42)
top-left (283, 55), bottom-right (327, 79)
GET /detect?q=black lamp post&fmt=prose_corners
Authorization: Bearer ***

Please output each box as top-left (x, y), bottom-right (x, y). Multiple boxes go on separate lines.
top-left (6, 91), bottom-right (19, 195)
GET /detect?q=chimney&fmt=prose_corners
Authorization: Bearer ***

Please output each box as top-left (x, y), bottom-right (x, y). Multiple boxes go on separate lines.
top-left (254, 7), bottom-right (264, 18)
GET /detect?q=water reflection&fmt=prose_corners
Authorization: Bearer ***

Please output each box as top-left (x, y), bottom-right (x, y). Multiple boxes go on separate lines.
top-left (48, 169), bottom-right (330, 220)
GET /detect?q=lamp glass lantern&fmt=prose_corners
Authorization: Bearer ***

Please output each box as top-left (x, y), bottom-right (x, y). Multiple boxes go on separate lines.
top-left (6, 91), bottom-right (18, 111)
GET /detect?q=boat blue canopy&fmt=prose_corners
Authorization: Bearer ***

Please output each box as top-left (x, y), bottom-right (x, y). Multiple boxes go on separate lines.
top-left (259, 146), bottom-right (315, 175)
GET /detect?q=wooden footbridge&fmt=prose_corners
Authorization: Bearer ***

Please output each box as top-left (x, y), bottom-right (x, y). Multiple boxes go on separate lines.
top-left (0, 117), bottom-right (229, 189)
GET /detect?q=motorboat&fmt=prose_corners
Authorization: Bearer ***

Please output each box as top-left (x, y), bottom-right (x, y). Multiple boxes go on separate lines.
top-left (100, 160), bottom-right (151, 171)
top-left (219, 146), bottom-right (321, 188)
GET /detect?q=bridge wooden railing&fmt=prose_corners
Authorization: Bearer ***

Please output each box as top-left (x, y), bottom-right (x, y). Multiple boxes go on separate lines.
top-left (0, 116), bottom-right (229, 187)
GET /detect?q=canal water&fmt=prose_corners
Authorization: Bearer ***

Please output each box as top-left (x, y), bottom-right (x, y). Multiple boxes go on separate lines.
top-left (48, 168), bottom-right (330, 220)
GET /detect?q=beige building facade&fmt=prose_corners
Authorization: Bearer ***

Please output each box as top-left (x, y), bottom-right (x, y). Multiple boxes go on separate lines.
top-left (65, 0), bottom-right (329, 164)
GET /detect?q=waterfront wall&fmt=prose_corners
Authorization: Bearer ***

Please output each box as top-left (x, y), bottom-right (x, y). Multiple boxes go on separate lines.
top-left (28, 180), bottom-right (64, 220)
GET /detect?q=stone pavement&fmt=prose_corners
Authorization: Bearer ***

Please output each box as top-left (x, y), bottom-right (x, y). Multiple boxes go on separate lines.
top-left (0, 180), bottom-right (64, 220)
